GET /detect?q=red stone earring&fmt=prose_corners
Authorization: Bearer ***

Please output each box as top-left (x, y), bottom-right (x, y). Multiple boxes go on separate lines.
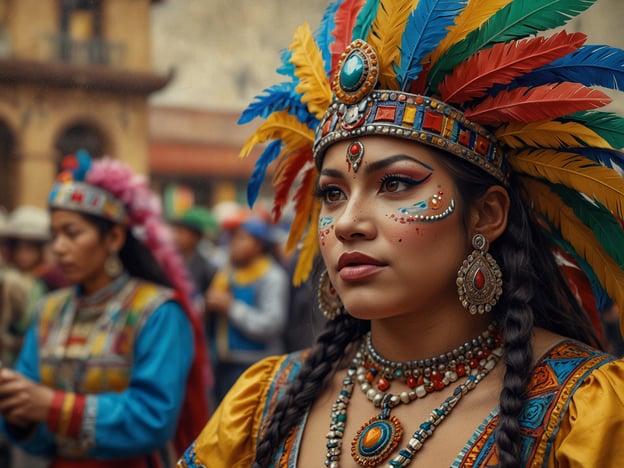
top-left (456, 233), bottom-right (503, 314)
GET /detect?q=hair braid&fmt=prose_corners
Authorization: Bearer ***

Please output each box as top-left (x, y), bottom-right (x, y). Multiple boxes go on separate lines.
top-left (252, 313), bottom-right (368, 467)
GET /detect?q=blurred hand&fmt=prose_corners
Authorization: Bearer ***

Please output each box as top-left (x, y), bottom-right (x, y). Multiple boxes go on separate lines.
top-left (205, 289), bottom-right (233, 316)
top-left (0, 368), bottom-right (54, 426)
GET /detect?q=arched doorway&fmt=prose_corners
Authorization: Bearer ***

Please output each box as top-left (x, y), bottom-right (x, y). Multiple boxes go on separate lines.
top-left (0, 120), bottom-right (16, 210)
top-left (54, 122), bottom-right (108, 169)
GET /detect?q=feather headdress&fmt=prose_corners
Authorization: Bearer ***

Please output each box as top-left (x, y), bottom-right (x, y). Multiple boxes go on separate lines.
top-left (238, 0), bottom-right (624, 330)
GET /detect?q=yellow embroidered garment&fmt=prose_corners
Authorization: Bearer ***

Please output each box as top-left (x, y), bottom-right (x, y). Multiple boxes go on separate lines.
top-left (179, 347), bottom-right (624, 467)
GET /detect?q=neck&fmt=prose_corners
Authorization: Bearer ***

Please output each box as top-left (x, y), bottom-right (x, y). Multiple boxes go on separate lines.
top-left (81, 275), bottom-right (116, 296)
top-left (369, 309), bottom-right (495, 363)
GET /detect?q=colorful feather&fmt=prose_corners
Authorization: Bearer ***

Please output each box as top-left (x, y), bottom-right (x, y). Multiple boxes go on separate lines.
top-left (352, 0), bottom-right (381, 42)
top-left (330, 0), bottom-right (366, 74)
top-left (560, 111), bottom-right (624, 150)
top-left (439, 31), bottom-right (586, 104)
top-left (565, 148), bottom-right (624, 176)
top-left (286, 167), bottom-right (319, 252)
top-left (521, 177), bottom-right (624, 311)
top-left (513, 45), bottom-right (624, 91)
top-left (465, 82), bottom-right (611, 126)
top-left (425, 0), bottom-right (513, 72)
top-left (495, 120), bottom-right (609, 150)
top-left (396, 0), bottom-right (466, 90)
top-left (428, 0), bottom-right (598, 91)
top-left (271, 147), bottom-right (314, 222)
top-left (543, 224), bottom-right (610, 312)
top-left (368, 0), bottom-right (417, 88)
top-left (239, 110), bottom-right (314, 159)
top-left (315, 0), bottom-right (343, 74)
top-left (293, 201), bottom-right (322, 285)
top-left (549, 182), bottom-right (624, 268)
top-left (509, 149), bottom-right (624, 218)
top-left (247, 140), bottom-right (282, 207)
top-left (290, 23), bottom-right (333, 120)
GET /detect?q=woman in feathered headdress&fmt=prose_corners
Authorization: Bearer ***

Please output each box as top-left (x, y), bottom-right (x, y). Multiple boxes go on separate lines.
top-left (0, 150), bottom-right (210, 467)
top-left (179, 0), bottom-right (624, 467)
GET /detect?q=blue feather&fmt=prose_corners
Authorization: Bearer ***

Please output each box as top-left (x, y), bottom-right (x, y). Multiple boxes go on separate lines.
top-left (513, 45), bottom-right (624, 90)
top-left (315, 0), bottom-right (343, 74)
top-left (247, 140), bottom-right (282, 207)
top-left (276, 48), bottom-right (296, 78)
top-left (75, 148), bottom-right (92, 181)
top-left (396, 0), bottom-right (466, 90)
top-left (352, 0), bottom-right (380, 41)
top-left (565, 147), bottom-right (624, 175)
top-left (238, 83), bottom-right (318, 128)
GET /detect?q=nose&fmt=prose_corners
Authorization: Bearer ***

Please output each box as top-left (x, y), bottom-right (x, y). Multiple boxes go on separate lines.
top-left (333, 193), bottom-right (376, 242)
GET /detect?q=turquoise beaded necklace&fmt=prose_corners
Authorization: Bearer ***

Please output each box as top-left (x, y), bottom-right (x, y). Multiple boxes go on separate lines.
top-left (324, 326), bottom-right (504, 468)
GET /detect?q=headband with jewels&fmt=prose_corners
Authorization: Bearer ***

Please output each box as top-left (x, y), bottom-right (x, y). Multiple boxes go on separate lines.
top-left (48, 181), bottom-right (128, 224)
top-left (238, 0), bottom-right (624, 323)
top-left (313, 40), bottom-right (507, 183)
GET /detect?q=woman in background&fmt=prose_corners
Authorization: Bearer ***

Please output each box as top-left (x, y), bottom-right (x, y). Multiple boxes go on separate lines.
top-left (0, 151), bottom-right (209, 468)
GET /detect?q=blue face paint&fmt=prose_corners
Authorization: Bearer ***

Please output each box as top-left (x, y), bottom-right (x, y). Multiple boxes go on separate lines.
top-left (319, 216), bottom-right (334, 228)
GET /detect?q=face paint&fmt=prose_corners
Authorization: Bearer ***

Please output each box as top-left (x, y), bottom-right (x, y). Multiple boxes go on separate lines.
top-left (394, 190), bottom-right (455, 223)
top-left (319, 215), bottom-right (334, 246)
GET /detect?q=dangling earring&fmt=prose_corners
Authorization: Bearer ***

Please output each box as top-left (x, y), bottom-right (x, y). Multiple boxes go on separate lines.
top-left (318, 270), bottom-right (344, 320)
top-left (104, 252), bottom-right (123, 278)
top-left (456, 233), bottom-right (503, 314)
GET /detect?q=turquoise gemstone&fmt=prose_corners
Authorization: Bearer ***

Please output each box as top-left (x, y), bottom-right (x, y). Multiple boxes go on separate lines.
top-left (340, 53), bottom-right (364, 90)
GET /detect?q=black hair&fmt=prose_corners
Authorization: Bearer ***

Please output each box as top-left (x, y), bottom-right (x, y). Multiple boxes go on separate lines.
top-left (252, 150), bottom-right (600, 468)
top-left (72, 212), bottom-right (172, 289)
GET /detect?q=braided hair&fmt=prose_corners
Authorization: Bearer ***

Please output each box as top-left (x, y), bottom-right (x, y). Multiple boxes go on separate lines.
top-left (252, 150), bottom-right (600, 467)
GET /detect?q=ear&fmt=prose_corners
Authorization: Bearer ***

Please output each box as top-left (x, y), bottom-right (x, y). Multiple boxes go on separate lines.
top-left (468, 186), bottom-right (510, 244)
top-left (104, 224), bottom-right (127, 254)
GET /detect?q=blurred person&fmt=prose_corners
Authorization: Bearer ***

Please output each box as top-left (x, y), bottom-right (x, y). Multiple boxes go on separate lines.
top-left (4, 206), bottom-right (67, 294)
top-left (0, 151), bottom-right (209, 467)
top-left (171, 207), bottom-right (219, 316)
top-left (205, 214), bottom-right (289, 404)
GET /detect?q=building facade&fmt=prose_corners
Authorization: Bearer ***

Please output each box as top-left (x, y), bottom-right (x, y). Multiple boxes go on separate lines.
top-left (0, 0), bottom-right (168, 210)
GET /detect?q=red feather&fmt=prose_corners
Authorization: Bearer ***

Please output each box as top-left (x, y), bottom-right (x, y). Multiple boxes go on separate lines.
top-left (440, 31), bottom-right (587, 105)
top-left (465, 82), bottom-right (611, 126)
top-left (271, 147), bottom-right (313, 222)
top-left (331, 0), bottom-right (366, 76)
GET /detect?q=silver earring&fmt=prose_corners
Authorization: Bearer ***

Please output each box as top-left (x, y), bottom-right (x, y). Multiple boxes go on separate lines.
top-left (318, 270), bottom-right (344, 320)
top-left (104, 253), bottom-right (123, 278)
top-left (456, 233), bottom-right (503, 314)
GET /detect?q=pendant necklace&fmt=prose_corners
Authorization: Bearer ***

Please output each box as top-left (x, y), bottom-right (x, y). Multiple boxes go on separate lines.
top-left (324, 323), bottom-right (503, 468)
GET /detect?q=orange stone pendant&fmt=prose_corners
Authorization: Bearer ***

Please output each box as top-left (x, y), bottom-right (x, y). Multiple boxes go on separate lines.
top-left (351, 414), bottom-right (403, 466)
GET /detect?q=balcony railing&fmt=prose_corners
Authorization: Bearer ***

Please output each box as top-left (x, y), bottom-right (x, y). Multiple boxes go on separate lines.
top-left (46, 34), bottom-right (126, 67)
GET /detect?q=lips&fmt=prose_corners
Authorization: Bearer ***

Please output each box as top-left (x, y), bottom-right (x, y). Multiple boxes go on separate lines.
top-left (337, 252), bottom-right (386, 281)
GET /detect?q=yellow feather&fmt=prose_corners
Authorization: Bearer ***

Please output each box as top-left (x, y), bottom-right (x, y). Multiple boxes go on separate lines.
top-left (496, 121), bottom-right (611, 150)
top-left (293, 200), bottom-right (321, 286)
top-left (522, 177), bottom-right (624, 313)
top-left (286, 167), bottom-right (318, 253)
top-left (368, 0), bottom-right (417, 89)
top-left (290, 22), bottom-right (333, 120)
top-left (509, 149), bottom-right (624, 218)
top-left (239, 110), bottom-right (314, 159)
top-left (427, 0), bottom-right (514, 67)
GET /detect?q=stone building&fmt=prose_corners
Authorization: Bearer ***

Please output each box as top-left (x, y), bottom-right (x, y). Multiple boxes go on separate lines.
top-left (0, 0), bottom-right (168, 209)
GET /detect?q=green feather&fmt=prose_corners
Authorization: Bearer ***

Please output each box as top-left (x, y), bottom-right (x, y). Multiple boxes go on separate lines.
top-left (540, 217), bottom-right (611, 310)
top-left (547, 180), bottom-right (624, 269)
top-left (562, 111), bottom-right (624, 150)
top-left (352, 0), bottom-right (381, 41)
top-left (427, 0), bottom-right (598, 91)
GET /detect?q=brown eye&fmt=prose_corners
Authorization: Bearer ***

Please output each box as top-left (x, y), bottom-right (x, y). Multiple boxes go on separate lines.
top-left (325, 188), bottom-right (344, 202)
top-left (383, 179), bottom-right (400, 192)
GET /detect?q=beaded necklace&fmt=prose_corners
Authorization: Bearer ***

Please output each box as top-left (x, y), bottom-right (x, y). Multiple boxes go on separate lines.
top-left (325, 324), bottom-right (503, 468)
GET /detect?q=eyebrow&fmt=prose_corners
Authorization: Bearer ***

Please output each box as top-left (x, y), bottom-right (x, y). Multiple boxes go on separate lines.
top-left (320, 153), bottom-right (434, 177)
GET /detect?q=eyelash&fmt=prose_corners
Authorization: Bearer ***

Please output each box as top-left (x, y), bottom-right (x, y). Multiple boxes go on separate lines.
top-left (378, 173), bottom-right (421, 192)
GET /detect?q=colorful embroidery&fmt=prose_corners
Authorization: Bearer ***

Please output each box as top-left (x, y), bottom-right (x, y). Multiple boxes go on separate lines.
top-left (455, 340), bottom-right (616, 467)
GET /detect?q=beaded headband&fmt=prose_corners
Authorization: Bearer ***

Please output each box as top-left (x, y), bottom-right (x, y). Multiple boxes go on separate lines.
top-left (313, 40), bottom-right (507, 183)
top-left (48, 181), bottom-right (128, 225)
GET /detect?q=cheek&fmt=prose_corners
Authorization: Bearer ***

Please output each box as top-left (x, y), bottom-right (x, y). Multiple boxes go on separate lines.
top-left (318, 216), bottom-right (335, 249)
